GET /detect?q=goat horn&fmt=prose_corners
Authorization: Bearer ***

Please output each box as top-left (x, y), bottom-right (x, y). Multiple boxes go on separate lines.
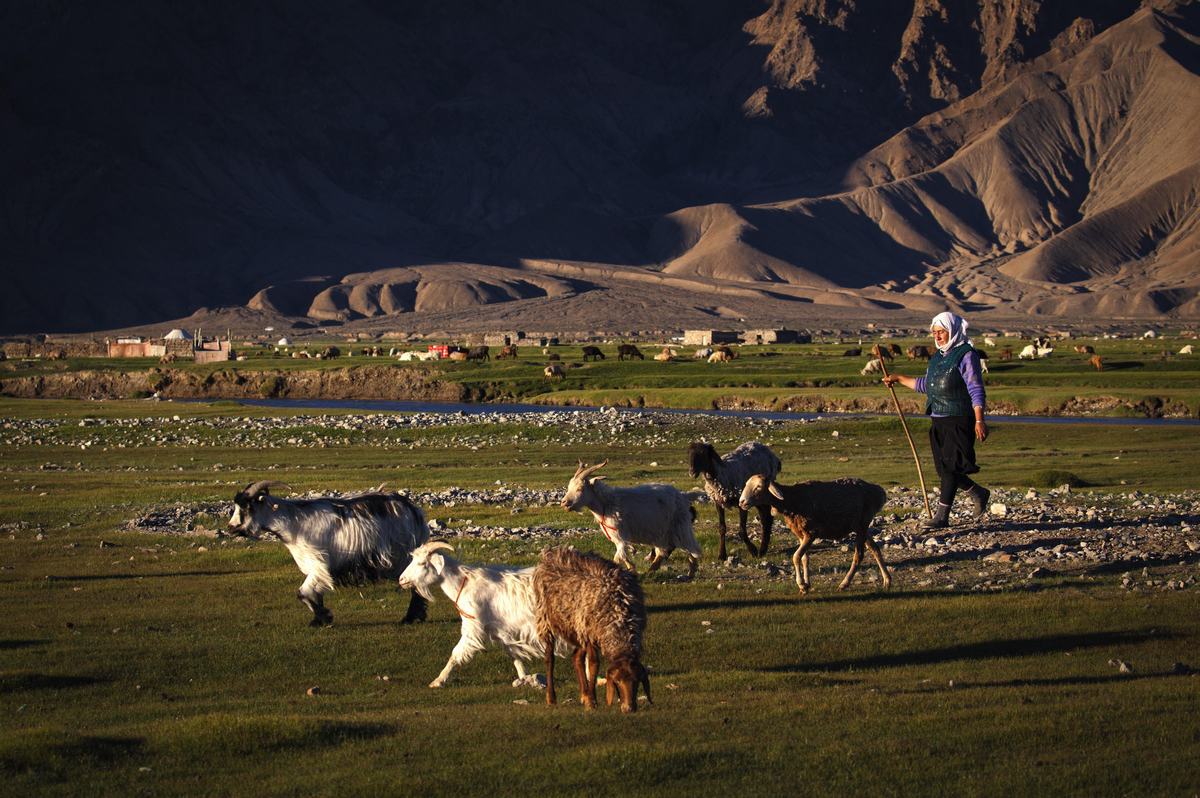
top-left (578, 460), bottom-right (609, 480)
top-left (423, 540), bottom-right (455, 554)
top-left (245, 480), bottom-right (291, 497)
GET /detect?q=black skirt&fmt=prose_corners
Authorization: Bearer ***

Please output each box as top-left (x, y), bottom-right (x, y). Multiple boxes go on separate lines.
top-left (928, 415), bottom-right (979, 478)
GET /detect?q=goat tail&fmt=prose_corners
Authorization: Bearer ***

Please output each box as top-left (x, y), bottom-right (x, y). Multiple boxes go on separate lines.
top-left (640, 663), bottom-right (652, 705)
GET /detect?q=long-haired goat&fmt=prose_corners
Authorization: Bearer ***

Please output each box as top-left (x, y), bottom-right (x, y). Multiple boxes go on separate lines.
top-left (560, 460), bottom-right (700, 578)
top-left (534, 546), bottom-right (650, 713)
top-left (228, 481), bottom-right (429, 626)
top-left (738, 474), bottom-right (891, 594)
top-left (688, 441), bottom-right (780, 559)
top-left (399, 541), bottom-right (570, 688)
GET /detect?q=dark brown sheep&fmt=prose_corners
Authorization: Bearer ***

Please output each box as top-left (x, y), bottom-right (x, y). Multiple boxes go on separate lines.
top-left (534, 547), bottom-right (650, 713)
top-left (738, 475), bottom-right (891, 594)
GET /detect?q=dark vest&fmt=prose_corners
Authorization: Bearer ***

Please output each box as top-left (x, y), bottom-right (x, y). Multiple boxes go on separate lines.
top-left (925, 343), bottom-right (974, 416)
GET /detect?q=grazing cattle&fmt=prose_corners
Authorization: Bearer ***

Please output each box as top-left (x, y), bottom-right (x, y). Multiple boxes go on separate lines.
top-left (496, 345), bottom-right (519, 359)
top-left (1090, 355), bottom-right (1104, 371)
top-left (713, 344), bottom-right (737, 360)
top-left (466, 346), bottom-right (490, 361)
top-left (907, 345), bottom-right (931, 359)
top-left (320, 346), bottom-right (341, 359)
top-left (544, 364), bottom-right (565, 381)
top-left (617, 344), bottom-right (645, 361)
top-left (448, 351), bottom-right (469, 361)
top-left (693, 347), bottom-right (713, 360)
top-left (581, 346), bottom-right (605, 361)
top-left (708, 350), bottom-right (732, 363)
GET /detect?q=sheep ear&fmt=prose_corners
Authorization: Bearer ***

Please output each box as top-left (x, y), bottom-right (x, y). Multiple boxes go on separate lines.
top-left (430, 553), bottom-right (445, 575)
top-left (767, 482), bottom-right (785, 501)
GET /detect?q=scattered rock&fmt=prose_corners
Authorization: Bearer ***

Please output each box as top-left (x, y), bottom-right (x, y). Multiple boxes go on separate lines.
top-left (989, 503), bottom-right (1008, 517)
top-left (1108, 659), bottom-right (1133, 674)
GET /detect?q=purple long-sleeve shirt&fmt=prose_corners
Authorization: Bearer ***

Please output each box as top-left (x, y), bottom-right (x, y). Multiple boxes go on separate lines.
top-left (914, 350), bottom-right (986, 416)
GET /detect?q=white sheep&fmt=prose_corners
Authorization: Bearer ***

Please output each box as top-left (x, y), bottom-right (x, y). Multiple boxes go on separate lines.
top-left (693, 347), bottom-right (713, 360)
top-left (398, 541), bottom-right (566, 688)
top-left (560, 460), bottom-right (700, 578)
top-left (860, 358), bottom-right (883, 375)
top-left (1180, 344), bottom-right (1194, 355)
top-left (708, 350), bottom-right (732, 363)
top-left (983, 337), bottom-right (997, 347)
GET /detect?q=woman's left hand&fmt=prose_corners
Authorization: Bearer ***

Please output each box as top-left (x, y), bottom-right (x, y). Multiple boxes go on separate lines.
top-left (975, 420), bottom-right (989, 442)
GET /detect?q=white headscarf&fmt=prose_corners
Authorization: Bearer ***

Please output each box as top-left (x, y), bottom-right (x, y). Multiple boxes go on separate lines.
top-left (930, 311), bottom-right (970, 353)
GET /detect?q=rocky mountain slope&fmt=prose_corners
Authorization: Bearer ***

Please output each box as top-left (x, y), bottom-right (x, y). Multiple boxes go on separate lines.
top-left (1, 0), bottom-right (1195, 333)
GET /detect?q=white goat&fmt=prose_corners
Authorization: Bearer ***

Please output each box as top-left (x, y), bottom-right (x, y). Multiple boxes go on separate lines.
top-left (1180, 344), bottom-right (1194, 355)
top-left (560, 460), bottom-right (700, 578)
top-left (398, 541), bottom-right (564, 688)
top-left (227, 481), bottom-right (429, 626)
top-left (860, 358), bottom-right (883, 376)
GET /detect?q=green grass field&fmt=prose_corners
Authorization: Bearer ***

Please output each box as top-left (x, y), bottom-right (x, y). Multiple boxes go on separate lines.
top-left (1, 397), bottom-right (1198, 795)
top-left (6, 336), bottom-right (1200, 417)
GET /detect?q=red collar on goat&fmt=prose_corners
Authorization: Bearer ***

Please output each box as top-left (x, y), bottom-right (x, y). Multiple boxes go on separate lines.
top-left (452, 574), bottom-right (475, 620)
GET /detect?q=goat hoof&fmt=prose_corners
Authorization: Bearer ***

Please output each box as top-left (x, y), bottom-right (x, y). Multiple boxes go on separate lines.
top-left (429, 680), bottom-right (444, 689)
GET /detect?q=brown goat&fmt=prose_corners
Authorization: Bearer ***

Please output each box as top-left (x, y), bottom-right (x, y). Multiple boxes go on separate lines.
top-left (534, 547), bottom-right (650, 713)
top-left (1090, 354), bottom-right (1104, 371)
top-left (738, 474), bottom-right (890, 594)
top-left (999, 348), bottom-right (1013, 361)
top-left (1074, 344), bottom-right (1095, 355)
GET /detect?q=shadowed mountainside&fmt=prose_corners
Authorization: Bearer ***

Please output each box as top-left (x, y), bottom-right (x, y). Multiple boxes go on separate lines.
top-left (1, 0), bottom-right (1196, 333)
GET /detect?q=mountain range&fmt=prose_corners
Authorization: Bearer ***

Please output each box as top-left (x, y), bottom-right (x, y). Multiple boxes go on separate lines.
top-left (2, 0), bottom-right (1197, 334)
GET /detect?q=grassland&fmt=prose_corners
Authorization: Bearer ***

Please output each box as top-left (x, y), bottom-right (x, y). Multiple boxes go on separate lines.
top-left (1, 396), bottom-right (1198, 796)
top-left (5, 336), bottom-right (1200, 417)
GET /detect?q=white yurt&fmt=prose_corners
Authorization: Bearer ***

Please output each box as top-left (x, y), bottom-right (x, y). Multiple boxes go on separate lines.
top-left (164, 328), bottom-right (192, 341)
top-left (276, 337), bottom-right (292, 347)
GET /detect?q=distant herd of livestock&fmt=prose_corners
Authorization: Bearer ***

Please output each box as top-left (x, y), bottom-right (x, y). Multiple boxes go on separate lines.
top-left (225, 439), bottom-right (890, 712)
top-left (271, 336), bottom-right (1196, 380)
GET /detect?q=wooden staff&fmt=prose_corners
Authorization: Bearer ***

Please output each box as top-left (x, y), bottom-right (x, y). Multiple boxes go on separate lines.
top-left (874, 345), bottom-right (932, 519)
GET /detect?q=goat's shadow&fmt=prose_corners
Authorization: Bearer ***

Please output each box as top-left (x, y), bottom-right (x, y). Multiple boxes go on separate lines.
top-left (45, 570), bottom-right (250, 582)
top-left (760, 629), bottom-right (1168, 673)
top-left (0, 639), bottom-right (48, 651)
top-left (0, 673), bottom-right (106, 694)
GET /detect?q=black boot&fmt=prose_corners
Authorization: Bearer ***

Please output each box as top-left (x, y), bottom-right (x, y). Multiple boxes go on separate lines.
top-left (965, 485), bottom-right (991, 519)
top-left (922, 502), bottom-right (951, 530)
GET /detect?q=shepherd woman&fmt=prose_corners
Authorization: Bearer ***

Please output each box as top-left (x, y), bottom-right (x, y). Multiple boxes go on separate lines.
top-left (883, 312), bottom-right (990, 529)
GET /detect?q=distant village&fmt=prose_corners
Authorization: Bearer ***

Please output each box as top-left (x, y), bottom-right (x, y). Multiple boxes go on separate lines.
top-left (1, 324), bottom-right (1194, 363)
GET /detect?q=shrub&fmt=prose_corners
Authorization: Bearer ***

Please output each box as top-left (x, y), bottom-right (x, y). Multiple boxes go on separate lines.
top-left (1032, 469), bottom-right (1090, 488)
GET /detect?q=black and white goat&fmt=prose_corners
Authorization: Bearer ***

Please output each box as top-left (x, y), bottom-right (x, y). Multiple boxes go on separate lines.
top-left (398, 541), bottom-right (568, 688)
top-left (688, 441), bottom-right (781, 559)
top-left (227, 481), bottom-right (429, 626)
